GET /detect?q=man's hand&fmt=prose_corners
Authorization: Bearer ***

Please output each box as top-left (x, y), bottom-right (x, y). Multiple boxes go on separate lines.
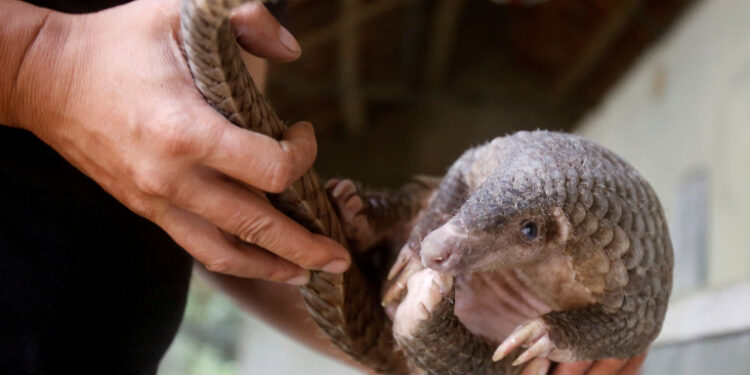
top-left (5, 0), bottom-right (350, 285)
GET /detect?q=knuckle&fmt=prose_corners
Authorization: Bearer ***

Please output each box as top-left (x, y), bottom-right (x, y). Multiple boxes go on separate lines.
top-left (134, 171), bottom-right (175, 198)
top-left (284, 242), bottom-right (319, 269)
top-left (243, 1), bottom-right (268, 20)
top-left (204, 257), bottom-right (234, 274)
top-left (129, 196), bottom-right (158, 219)
top-left (309, 138), bottom-right (318, 162)
top-left (162, 130), bottom-right (196, 157)
top-left (259, 266), bottom-right (284, 281)
top-left (266, 150), bottom-right (293, 193)
top-left (152, 116), bottom-right (200, 158)
top-left (235, 214), bottom-right (276, 245)
top-left (306, 129), bottom-right (318, 161)
top-left (268, 268), bottom-right (294, 282)
top-left (115, 185), bottom-right (164, 221)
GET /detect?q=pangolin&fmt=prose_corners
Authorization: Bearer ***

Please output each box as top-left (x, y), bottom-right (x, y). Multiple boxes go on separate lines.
top-left (178, 0), bottom-right (673, 371)
top-left (327, 130), bottom-right (674, 374)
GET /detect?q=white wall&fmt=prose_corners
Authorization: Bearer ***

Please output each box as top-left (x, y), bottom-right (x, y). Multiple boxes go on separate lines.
top-left (577, 3), bottom-right (750, 372)
top-left (239, 315), bottom-right (358, 375)
top-left (576, 2), bottom-right (750, 372)
top-left (576, 0), bottom-right (750, 289)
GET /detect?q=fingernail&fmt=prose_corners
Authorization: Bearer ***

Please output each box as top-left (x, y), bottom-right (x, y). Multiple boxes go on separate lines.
top-left (286, 272), bottom-right (310, 286)
top-left (279, 26), bottom-right (301, 55)
top-left (322, 259), bottom-right (349, 273)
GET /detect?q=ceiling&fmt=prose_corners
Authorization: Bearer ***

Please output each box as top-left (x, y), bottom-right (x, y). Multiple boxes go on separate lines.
top-left (264, 0), bottom-right (697, 184)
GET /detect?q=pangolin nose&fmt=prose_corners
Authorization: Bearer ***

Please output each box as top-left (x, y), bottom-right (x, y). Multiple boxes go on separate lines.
top-left (433, 255), bottom-right (447, 264)
top-left (420, 224), bottom-right (463, 271)
top-left (427, 251), bottom-right (456, 268)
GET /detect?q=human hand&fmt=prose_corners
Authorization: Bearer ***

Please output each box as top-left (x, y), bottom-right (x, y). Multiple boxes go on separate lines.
top-left (520, 352), bottom-right (647, 375)
top-left (10, 0), bottom-right (350, 285)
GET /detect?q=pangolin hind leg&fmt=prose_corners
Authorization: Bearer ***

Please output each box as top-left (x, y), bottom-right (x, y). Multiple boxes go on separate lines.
top-left (325, 177), bottom-right (438, 287)
top-left (324, 177), bottom-right (438, 252)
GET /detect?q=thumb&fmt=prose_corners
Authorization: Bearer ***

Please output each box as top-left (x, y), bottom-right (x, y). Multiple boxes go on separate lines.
top-left (230, 1), bottom-right (301, 62)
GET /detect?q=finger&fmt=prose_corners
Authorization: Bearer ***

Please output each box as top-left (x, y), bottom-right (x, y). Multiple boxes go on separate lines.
top-left (616, 353), bottom-right (647, 375)
top-left (584, 358), bottom-right (627, 375)
top-left (552, 361), bottom-right (592, 375)
top-left (280, 121), bottom-right (318, 182)
top-left (204, 121), bottom-right (317, 194)
top-left (230, 1), bottom-right (301, 62)
top-left (158, 205), bottom-right (310, 284)
top-left (521, 358), bottom-right (551, 375)
top-left (168, 167), bottom-right (350, 272)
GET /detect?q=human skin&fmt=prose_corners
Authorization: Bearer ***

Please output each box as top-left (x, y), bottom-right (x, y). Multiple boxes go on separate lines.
top-left (0, 0), bottom-right (351, 285)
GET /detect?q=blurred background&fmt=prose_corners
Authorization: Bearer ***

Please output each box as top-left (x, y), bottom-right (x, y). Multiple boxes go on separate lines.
top-left (160, 0), bottom-right (750, 373)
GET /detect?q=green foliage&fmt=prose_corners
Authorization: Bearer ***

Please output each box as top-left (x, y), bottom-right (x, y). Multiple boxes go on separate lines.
top-left (159, 276), bottom-right (242, 375)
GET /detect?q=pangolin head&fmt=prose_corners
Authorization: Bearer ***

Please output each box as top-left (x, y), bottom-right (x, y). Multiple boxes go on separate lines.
top-left (420, 147), bottom-right (574, 275)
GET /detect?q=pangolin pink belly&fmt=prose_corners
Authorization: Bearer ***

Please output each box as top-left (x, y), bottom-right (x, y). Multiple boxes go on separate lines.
top-left (454, 271), bottom-right (552, 343)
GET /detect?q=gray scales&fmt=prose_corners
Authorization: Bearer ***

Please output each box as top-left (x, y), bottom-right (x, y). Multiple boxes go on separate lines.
top-left (179, 1), bottom-right (674, 374)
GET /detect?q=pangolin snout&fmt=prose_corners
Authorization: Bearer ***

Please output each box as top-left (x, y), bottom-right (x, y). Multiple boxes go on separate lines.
top-left (420, 223), bottom-right (467, 272)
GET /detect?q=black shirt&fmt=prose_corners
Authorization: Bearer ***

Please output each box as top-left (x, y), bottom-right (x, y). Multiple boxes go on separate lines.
top-left (1, 0), bottom-right (193, 373)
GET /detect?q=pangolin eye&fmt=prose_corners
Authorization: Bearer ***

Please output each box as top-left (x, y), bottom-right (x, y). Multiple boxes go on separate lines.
top-left (520, 222), bottom-right (539, 239)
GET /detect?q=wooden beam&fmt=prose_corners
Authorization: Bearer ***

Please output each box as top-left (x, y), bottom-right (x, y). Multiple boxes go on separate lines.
top-left (423, 0), bottom-right (467, 88)
top-left (338, 0), bottom-right (366, 134)
top-left (550, 0), bottom-right (646, 100)
top-left (298, 0), bottom-right (407, 51)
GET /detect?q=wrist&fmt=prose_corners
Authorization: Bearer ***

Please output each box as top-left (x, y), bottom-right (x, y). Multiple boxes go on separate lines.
top-left (1, 1), bottom-right (75, 133)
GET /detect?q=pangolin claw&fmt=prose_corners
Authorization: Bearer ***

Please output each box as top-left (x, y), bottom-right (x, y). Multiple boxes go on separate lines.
top-left (492, 318), bottom-right (551, 363)
top-left (382, 249), bottom-right (424, 306)
top-left (512, 335), bottom-right (554, 366)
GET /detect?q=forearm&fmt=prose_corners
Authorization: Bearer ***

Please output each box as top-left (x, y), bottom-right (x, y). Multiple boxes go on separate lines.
top-left (198, 268), bottom-right (375, 374)
top-left (0, 0), bottom-right (71, 129)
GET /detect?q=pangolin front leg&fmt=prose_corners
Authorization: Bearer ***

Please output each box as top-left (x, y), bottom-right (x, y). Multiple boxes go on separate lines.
top-left (495, 297), bottom-right (668, 366)
top-left (393, 269), bottom-right (522, 375)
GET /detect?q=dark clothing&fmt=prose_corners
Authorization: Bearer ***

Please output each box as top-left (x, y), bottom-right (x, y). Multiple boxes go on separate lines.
top-left (0, 129), bottom-right (193, 375)
top-left (0, 131), bottom-right (195, 374)
top-left (1, 0), bottom-right (194, 373)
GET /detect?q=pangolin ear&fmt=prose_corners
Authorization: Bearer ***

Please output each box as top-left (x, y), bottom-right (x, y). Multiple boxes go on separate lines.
top-left (549, 207), bottom-right (572, 245)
